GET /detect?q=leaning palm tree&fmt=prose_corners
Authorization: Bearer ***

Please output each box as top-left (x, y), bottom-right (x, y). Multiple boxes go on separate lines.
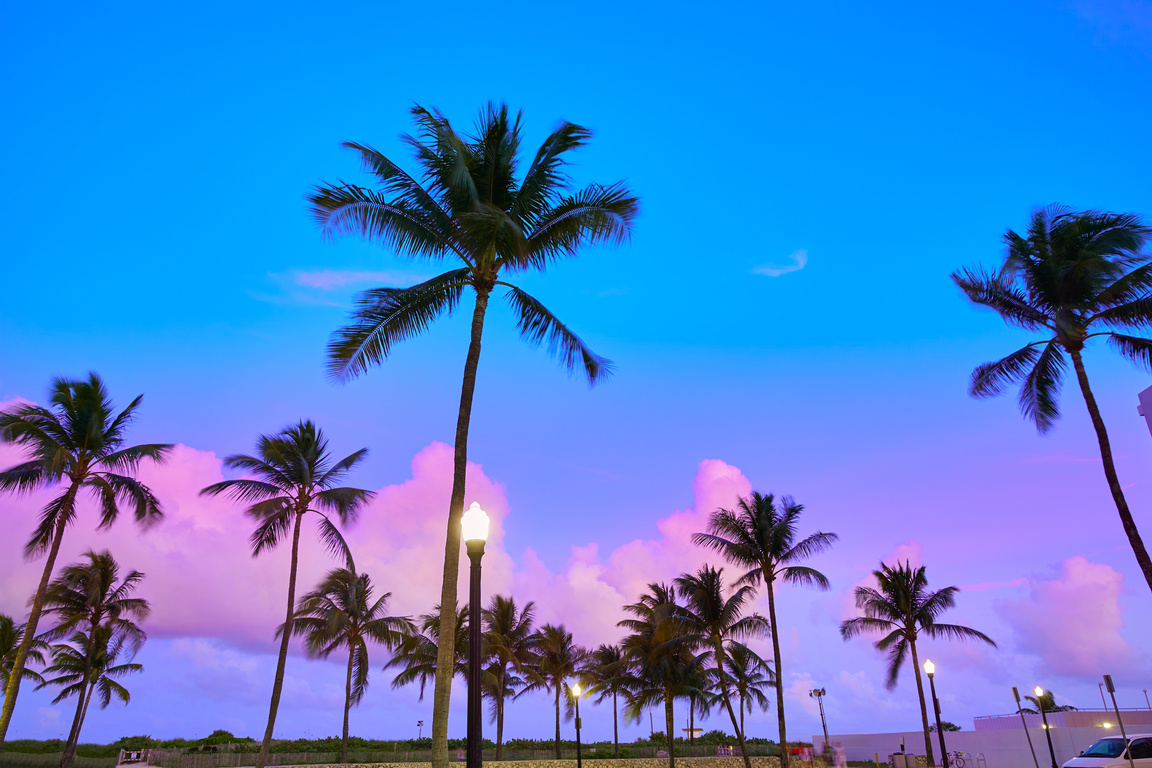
top-left (482, 596), bottom-right (538, 759)
top-left (40, 550), bottom-right (149, 768)
top-left (953, 206), bottom-right (1152, 593)
top-left (0, 616), bottom-right (50, 694)
top-left (723, 642), bottom-right (773, 740)
top-left (1019, 690), bottom-right (1076, 714)
top-left (310, 103), bottom-right (638, 768)
top-left (581, 644), bottom-right (631, 759)
top-left (693, 492), bottom-right (837, 768)
top-left (385, 604), bottom-right (469, 699)
top-left (840, 561), bottom-right (995, 767)
top-left (0, 373), bottom-right (170, 745)
top-left (290, 567), bottom-right (412, 764)
top-left (526, 623), bottom-right (586, 759)
top-left (675, 566), bottom-right (769, 768)
top-left (200, 420), bottom-right (372, 768)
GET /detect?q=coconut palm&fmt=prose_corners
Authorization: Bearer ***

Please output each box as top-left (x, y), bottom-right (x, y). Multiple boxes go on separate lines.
top-left (482, 596), bottom-right (538, 759)
top-left (0, 373), bottom-right (170, 745)
top-left (200, 420), bottom-right (372, 768)
top-left (581, 644), bottom-right (631, 759)
top-left (310, 103), bottom-right (638, 768)
top-left (693, 492), bottom-right (837, 768)
top-left (385, 604), bottom-right (469, 699)
top-left (40, 550), bottom-right (149, 768)
top-left (39, 625), bottom-right (142, 755)
top-left (290, 567), bottom-right (412, 764)
top-left (526, 623), bottom-right (586, 758)
top-left (0, 616), bottom-right (50, 694)
top-left (617, 583), bottom-right (702, 768)
top-left (723, 642), bottom-right (773, 739)
top-left (840, 561), bottom-right (995, 767)
top-left (952, 206), bottom-right (1152, 592)
top-left (1019, 690), bottom-right (1077, 714)
top-left (675, 566), bottom-right (769, 768)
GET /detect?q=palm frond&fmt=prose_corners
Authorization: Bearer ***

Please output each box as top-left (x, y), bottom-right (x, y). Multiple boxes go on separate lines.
top-left (523, 183), bottom-right (638, 268)
top-left (969, 345), bottom-right (1042, 398)
top-left (503, 285), bottom-right (613, 385)
top-left (1107, 333), bottom-right (1152, 372)
top-left (1017, 342), bottom-right (1066, 433)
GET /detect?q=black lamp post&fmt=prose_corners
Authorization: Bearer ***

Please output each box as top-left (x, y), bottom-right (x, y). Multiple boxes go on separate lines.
top-left (1012, 687), bottom-right (1040, 768)
top-left (463, 502), bottom-right (490, 768)
top-left (809, 688), bottom-right (829, 752)
top-left (924, 661), bottom-right (948, 768)
top-left (1034, 687), bottom-right (1058, 768)
top-left (571, 683), bottom-right (585, 768)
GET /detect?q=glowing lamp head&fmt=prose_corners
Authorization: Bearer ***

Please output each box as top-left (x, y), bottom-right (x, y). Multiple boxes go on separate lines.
top-left (923, 659), bottom-right (935, 676)
top-left (1034, 686), bottom-right (1044, 698)
top-left (571, 683), bottom-right (582, 697)
top-left (461, 502), bottom-right (490, 543)
top-left (1103, 723), bottom-right (1113, 729)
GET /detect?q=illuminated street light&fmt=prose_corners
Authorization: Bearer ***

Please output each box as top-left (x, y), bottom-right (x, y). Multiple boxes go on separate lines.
top-left (571, 682), bottom-right (586, 768)
top-left (464, 502), bottom-right (490, 768)
top-left (1034, 687), bottom-right (1058, 768)
top-left (924, 661), bottom-right (948, 768)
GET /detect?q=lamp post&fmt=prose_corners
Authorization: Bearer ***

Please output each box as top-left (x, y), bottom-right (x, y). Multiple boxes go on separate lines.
top-left (463, 502), bottom-right (490, 768)
top-left (1035, 687), bottom-right (1058, 768)
top-left (809, 688), bottom-right (829, 752)
top-left (1144, 689), bottom-right (1150, 711)
top-left (923, 661), bottom-right (948, 768)
top-left (571, 683), bottom-right (585, 768)
top-left (1100, 683), bottom-right (1108, 710)
top-left (418, 721), bottom-right (424, 740)
top-left (1012, 687), bottom-right (1040, 768)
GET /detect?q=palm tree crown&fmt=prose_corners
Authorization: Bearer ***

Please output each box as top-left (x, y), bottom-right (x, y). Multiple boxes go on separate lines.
top-left (0, 616), bottom-right (50, 693)
top-left (385, 604), bottom-right (470, 700)
top-left (482, 595), bottom-right (538, 760)
top-left (527, 623), bottom-right (586, 759)
top-left (581, 643), bottom-right (631, 760)
top-left (1020, 690), bottom-right (1077, 714)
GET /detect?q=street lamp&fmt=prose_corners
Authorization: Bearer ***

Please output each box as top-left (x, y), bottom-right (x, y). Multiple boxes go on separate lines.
top-left (809, 688), bottom-right (829, 752)
top-left (924, 661), bottom-right (948, 768)
top-left (571, 682), bottom-right (586, 768)
top-left (1035, 687), bottom-right (1058, 768)
top-left (463, 502), bottom-right (490, 768)
top-left (417, 720), bottom-right (424, 740)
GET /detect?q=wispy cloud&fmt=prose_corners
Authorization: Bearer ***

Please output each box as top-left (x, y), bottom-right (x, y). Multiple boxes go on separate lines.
top-left (249, 269), bottom-right (430, 307)
top-left (753, 249), bottom-right (808, 277)
top-left (291, 269), bottom-right (426, 290)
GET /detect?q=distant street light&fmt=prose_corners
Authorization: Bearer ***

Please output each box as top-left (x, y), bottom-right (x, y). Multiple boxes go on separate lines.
top-left (1144, 689), bottom-right (1150, 711)
top-left (1034, 687), bottom-right (1058, 768)
top-left (571, 682), bottom-right (586, 768)
top-left (1100, 683), bottom-right (1108, 709)
top-left (417, 720), bottom-right (424, 740)
top-left (463, 502), bottom-right (490, 768)
top-left (924, 661), bottom-right (948, 768)
top-left (809, 688), bottom-right (829, 751)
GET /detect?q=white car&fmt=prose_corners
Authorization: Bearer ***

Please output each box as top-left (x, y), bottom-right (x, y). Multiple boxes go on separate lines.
top-left (1063, 733), bottom-right (1152, 768)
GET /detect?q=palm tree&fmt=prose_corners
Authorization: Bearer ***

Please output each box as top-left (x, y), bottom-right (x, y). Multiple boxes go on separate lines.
top-left (723, 642), bottom-right (773, 740)
top-left (581, 644), bottom-right (630, 759)
top-left (39, 626), bottom-right (142, 754)
top-left (674, 566), bottom-right (769, 768)
top-left (693, 492), bottom-right (837, 768)
top-left (617, 583), bottom-right (701, 768)
top-left (310, 103), bottom-right (638, 768)
top-left (0, 373), bottom-right (170, 745)
top-left (40, 550), bottom-right (149, 768)
top-left (200, 420), bottom-right (372, 768)
top-left (527, 623), bottom-right (586, 758)
top-left (481, 596), bottom-right (537, 759)
top-left (952, 206), bottom-right (1152, 593)
top-left (840, 561), bottom-right (995, 767)
top-left (0, 616), bottom-right (50, 694)
top-left (290, 567), bottom-right (412, 764)
top-left (385, 604), bottom-right (469, 699)
top-left (1019, 690), bottom-right (1076, 714)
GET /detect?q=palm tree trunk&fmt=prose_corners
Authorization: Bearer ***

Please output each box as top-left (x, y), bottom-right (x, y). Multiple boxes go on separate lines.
top-left (909, 640), bottom-right (934, 767)
top-left (689, 702), bottom-right (694, 744)
top-left (765, 580), bottom-right (788, 768)
top-left (716, 655), bottom-right (753, 768)
top-left (432, 287), bottom-right (491, 768)
top-left (342, 647), bottom-right (353, 764)
top-left (63, 679), bottom-right (97, 768)
top-left (495, 669), bottom-right (505, 761)
top-left (256, 510), bottom-right (304, 768)
top-left (740, 704), bottom-right (745, 742)
top-left (0, 503), bottom-right (70, 746)
top-left (554, 685), bottom-right (562, 759)
top-left (612, 690), bottom-right (619, 760)
top-left (664, 689), bottom-right (676, 768)
top-left (1070, 350), bottom-right (1152, 592)
top-left (59, 678), bottom-right (89, 768)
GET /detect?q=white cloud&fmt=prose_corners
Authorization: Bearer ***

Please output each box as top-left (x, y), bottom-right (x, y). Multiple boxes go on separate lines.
top-left (290, 269), bottom-right (427, 290)
top-left (753, 249), bottom-right (808, 277)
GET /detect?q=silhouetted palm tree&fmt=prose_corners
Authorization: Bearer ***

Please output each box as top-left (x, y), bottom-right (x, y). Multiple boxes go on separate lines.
top-left (41, 550), bottom-right (149, 768)
top-left (581, 644), bottom-right (630, 759)
top-left (0, 373), bottom-right (170, 744)
top-left (694, 492), bottom-right (837, 768)
top-left (482, 596), bottom-right (537, 759)
top-left (311, 103), bottom-right (638, 768)
top-left (953, 206), bottom-right (1152, 592)
top-left (291, 567), bottom-right (412, 763)
top-left (0, 616), bottom-right (50, 694)
top-left (527, 623), bottom-right (586, 758)
top-left (385, 605), bottom-right (469, 699)
top-left (1019, 690), bottom-right (1076, 714)
top-left (723, 642), bottom-right (773, 739)
top-left (200, 420), bottom-right (372, 768)
top-left (840, 561), bottom-right (995, 767)
top-left (675, 566), bottom-right (768, 768)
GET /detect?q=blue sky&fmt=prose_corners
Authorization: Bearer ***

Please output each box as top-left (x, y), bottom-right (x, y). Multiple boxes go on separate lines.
top-left (3, 0), bottom-right (1152, 748)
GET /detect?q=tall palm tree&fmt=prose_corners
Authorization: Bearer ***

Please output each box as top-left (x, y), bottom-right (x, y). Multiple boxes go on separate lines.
top-left (694, 492), bottom-right (837, 768)
top-left (0, 616), bottom-right (50, 694)
top-left (39, 626), bottom-right (142, 754)
top-left (617, 583), bottom-right (701, 768)
top-left (581, 644), bottom-right (630, 759)
top-left (0, 373), bottom-right (170, 746)
top-left (840, 561), bottom-right (995, 767)
top-left (290, 567), bottom-right (412, 764)
top-left (527, 623), bottom-right (586, 758)
top-left (723, 642), bottom-right (773, 740)
top-left (310, 103), bottom-right (638, 768)
top-left (40, 550), bottom-right (149, 768)
top-left (385, 604), bottom-right (469, 699)
top-left (200, 420), bottom-right (372, 768)
top-left (482, 596), bottom-right (537, 759)
top-left (952, 206), bottom-right (1152, 593)
top-left (674, 566), bottom-right (769, 768)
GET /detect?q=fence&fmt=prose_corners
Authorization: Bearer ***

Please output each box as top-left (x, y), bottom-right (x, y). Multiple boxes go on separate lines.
top-left (0, 754), bottom-right (116, 768)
